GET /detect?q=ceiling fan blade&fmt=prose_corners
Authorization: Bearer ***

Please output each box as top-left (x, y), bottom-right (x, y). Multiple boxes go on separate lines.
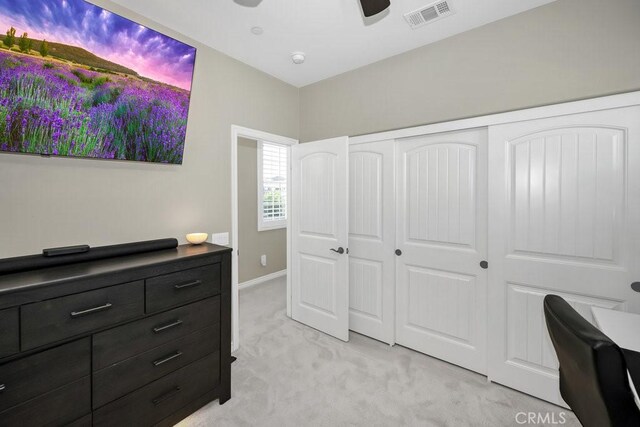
top-left (359, 0), bottom-right (391, 17)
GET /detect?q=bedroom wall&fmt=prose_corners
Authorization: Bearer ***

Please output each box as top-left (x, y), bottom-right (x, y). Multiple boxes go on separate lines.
top-left (0, 0), bottom-right (299, 258)
top-left (237, 137), bottom-right (287, 283)
top-left (299, 0), bottom-right (640, 141)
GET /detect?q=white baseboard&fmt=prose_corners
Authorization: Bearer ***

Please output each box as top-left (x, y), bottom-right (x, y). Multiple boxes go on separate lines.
top-left (239, 269), bottom-right (287, 290)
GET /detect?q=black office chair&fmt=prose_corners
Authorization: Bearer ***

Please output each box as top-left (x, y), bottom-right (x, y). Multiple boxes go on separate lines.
top-left (543, 294), bottom-right (640, 427)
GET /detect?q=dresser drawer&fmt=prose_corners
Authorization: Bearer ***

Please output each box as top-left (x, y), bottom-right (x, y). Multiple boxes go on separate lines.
top-left (0, 338), bottom-right (90, 413)
top-left (0, 308), bottom-right (18, 358)
top-left (146, 264), bottom-right (220, 313)
top-left (21, 281), bottom-right (144, 350)
top-left (93, 296), bottom-right (220, 370)
top-left (93, 353), bottom-right (220, 427)
top-left (0, 376), bottom-right (90, 427)
top-left (67, 414), bottom-right (92, 427)
top-left (93, 326), bottom-right (219, 408)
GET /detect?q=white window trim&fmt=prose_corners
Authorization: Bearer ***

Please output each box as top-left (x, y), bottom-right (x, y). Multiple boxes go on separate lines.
top-left (257, 140), bottom-right (287, 231)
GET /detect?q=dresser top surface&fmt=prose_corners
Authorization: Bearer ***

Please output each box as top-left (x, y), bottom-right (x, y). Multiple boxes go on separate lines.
top-left (0, 243), bottom-right (231, 296)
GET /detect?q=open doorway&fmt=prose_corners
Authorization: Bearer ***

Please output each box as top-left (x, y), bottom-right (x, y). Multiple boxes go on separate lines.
top-left (237, 137), bottom-right (287, 286)
top-left (230, 126), bottom-right (298, 352)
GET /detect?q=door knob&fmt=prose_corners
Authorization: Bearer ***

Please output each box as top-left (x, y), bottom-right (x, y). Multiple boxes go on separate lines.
top-left (632, 282), bottom-right (640, 292)
top-left (395, 249), bottom-right (402, 256)
top-left (330, 247), bottom-right (345, 255)
top-left (480, 261), bottom-right (488, 269)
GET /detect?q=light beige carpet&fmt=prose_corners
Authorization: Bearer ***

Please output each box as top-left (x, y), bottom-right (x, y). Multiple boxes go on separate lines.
top-left (178, 277), bottom-right (578, 427)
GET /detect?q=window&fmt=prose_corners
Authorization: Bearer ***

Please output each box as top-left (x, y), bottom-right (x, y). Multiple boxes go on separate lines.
top-left (258, 141), bottom-right (288, 231)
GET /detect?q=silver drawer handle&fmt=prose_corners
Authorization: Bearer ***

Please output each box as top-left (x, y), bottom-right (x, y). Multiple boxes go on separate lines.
top-left (153, 351), bottom-right (183, 367)
top-left (70, 303), bottom-right (113, 318)
top-left (174, 280), bottom-right (202, 290)
top-left (152, 386), bottom-right (181, 406)
top-left (153, 319), bottom-right (183, 334)
top-left (0, 384), bottom-right (5, 393)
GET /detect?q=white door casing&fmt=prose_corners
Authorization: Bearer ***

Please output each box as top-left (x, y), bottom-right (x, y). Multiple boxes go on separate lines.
top-left (230, 125), bottom-right (298, 352)
top-left (395, 128), bottom-right (489, 374)
top-left (291, 137), bottom-right (350, 341)
top-left (487, 106), bottom-right (640, 405)
top-left (348, 140), bottom-right (396, 345)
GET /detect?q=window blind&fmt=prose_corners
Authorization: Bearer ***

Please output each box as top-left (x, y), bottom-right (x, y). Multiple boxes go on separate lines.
top-left (260, 142), bottom-right (287, 228)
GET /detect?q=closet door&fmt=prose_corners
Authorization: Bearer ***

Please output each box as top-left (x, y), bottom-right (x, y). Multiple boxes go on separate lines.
top-left (487, 107), bottom-right (640, 405)
top-left (349, 140), bottom-right (395, 344)
top-left (396, 128), bottom-right (488, 374)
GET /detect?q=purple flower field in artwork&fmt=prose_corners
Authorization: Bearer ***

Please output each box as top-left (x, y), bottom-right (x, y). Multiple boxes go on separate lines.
top-left (0, 50), bottom-right (191, 163)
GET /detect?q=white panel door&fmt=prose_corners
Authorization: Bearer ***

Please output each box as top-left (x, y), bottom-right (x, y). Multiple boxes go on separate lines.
top-left (291, 137), bottom-right (350, 341)
top-left (396, 128), bottom-right (488, 374)
top-left (349, 140), bottom-right (395, 345)
top-left (488, 106), bottom-right (640, 405)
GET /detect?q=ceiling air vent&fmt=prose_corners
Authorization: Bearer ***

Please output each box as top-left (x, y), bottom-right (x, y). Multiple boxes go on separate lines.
top-left (404, 1), bottom-right (455, 29)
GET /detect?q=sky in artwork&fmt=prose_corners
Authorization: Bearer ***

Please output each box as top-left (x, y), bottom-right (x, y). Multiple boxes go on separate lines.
top-left (0, 0), bottom-right (196, 90)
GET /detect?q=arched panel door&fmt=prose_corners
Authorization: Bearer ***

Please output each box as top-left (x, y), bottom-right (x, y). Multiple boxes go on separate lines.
top-left (396, 128), bottom-right (488, 374)
top-left (349, 140), bottom-right (396, 345)
top-left (291, 137), bottom-right (350, 341)
top-left (487, 106), bottom-right (640, 405)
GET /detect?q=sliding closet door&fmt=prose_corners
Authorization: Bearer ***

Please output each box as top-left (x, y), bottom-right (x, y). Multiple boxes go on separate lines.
top-left (396, 128), bottom-right (488, 374)
top-left (348, 140), bottom-right (395, 345)
top-left (487, 107), bottom-right (640, 405)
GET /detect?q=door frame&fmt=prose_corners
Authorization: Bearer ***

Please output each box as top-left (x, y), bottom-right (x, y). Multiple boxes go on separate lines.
top-left (230, 125), bottom-right (298, 352)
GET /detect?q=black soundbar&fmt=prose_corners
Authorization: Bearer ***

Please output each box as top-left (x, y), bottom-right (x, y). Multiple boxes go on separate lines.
top-left (43, 245), bottom-right (91, 257)
top-left (0, 238), bottom-right (178, 275)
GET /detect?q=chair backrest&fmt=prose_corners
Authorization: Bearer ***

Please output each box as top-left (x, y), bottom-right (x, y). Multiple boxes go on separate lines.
top-left (543, 295), bottom-right (640, 427)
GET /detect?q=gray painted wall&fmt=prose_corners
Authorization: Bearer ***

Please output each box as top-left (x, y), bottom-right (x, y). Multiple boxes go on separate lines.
top-left (299, 0), bottom-right (640, 141)
top-left (0, 0), bottom-right (299, 258)
top-left (238, 137), bottom-right (287, 283)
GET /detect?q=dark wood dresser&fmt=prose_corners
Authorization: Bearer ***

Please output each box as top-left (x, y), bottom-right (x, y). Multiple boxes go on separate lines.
top-left (0, 243), bottom-right (231, 426)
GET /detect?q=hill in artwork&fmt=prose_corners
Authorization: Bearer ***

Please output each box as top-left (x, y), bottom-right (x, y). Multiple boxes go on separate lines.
top-left (0, 35), bottom-right (139, 76)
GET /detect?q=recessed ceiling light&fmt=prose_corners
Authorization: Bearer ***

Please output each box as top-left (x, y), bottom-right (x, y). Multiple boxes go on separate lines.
top-left (291, 52), bottom-right (305, 65)
top-left (251, 26), bottom-right (263, 35)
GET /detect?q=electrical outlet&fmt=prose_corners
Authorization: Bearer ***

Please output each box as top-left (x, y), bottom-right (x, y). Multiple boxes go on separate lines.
top-left (212, 232), bottom-right (229, 246)
top-left (261, 254), bottom-right (267, 267)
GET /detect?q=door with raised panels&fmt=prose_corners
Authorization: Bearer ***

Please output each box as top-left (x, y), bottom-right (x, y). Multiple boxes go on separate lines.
top-left (291, 137), bottom-right (350, 341)
top-left (348, 140), bottom-right (395, 344)
top-left (396, 128), bottom-right (488, 374)
top-left (487, 107), bottom-right (640, 405)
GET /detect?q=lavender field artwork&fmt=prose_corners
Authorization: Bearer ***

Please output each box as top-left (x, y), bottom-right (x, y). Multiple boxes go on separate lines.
top-left (0, 0), bottom-right (196, 163)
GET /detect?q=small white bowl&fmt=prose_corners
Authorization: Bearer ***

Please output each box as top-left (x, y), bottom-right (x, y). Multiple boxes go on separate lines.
top-left (186, 233), bottom-right (208, 245)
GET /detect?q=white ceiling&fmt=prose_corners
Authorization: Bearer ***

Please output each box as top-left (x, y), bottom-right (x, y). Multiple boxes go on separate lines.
top-left (112, 0), bottom-right (556, 87)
